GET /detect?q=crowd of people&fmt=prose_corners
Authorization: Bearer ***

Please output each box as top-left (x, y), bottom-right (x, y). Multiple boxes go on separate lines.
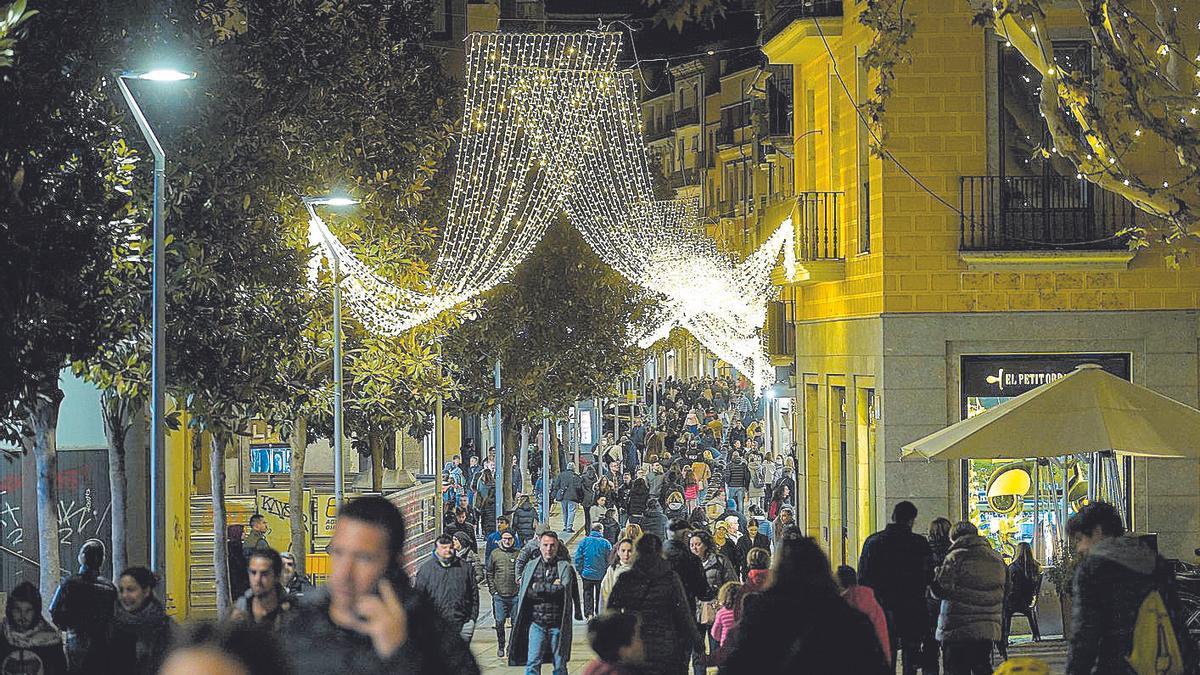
top-left (6, 376), bottom-right (1199, 674)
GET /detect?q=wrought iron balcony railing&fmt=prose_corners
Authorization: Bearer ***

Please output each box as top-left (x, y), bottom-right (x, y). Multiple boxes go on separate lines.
top-left (762, 0), bottom-right (844, 45)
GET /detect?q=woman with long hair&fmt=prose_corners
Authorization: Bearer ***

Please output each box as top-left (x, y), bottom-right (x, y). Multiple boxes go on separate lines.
top-left (719, 536), bottom-right (890, 675)
top-left (607, 534), bottom-right (702, 674)
top-left (690, 530), bottom-right (737, 674)
top-left (600, 537), bottom-right (635, 608)
top-left (923, 516), bottom-right (953, 673)
top-left (1003, 541), bottom-right (1043, 644)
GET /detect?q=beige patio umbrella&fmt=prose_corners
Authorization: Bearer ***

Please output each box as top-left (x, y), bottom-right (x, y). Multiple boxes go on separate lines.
top-left (902, 364), bottom-right (1200, 461)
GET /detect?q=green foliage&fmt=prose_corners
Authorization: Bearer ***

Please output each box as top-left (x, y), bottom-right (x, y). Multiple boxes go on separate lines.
top-left (0, 0), bottom-right (37, 69)
top-left (443, 219), bottom-right (657, 424)
top-left (641, 0), bottom-right (726, 32)
top-left (0, 1), bottom-right (139, 441)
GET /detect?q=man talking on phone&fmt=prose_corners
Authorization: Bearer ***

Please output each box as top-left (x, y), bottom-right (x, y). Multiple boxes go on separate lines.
top-left (286, 496), bottom-right (480, 674)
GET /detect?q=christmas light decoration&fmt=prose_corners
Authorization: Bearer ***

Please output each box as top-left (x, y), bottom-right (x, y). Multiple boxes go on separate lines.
top-left (306, 31), bottom-right (798, 387)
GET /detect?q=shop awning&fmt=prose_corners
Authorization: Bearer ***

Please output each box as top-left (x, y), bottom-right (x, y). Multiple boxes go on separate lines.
top-left (901, 364), bottom-right (1200, 460)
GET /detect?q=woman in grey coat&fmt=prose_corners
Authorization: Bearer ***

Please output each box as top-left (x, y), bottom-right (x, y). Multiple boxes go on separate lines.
top-left (930, 520), bottom-right (1006, 675)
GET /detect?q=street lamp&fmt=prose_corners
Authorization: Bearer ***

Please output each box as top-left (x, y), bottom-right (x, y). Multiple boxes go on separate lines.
top-left (114, 67), bottom-right (195, 578)
top-left (303, 195), bottom-right (359, 510)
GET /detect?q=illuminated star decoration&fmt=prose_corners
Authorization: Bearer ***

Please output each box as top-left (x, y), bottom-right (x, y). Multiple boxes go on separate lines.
top-left (306, 31), bottom-right (797, 387)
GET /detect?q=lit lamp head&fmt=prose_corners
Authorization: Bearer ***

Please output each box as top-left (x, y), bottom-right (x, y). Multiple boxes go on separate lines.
top-left (302, 195), bottom-right (359, 220)
top-left (120, 69), bottom-right (197, 82)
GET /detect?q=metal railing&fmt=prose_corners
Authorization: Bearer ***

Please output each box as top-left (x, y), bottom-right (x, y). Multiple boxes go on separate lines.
top-left (674, 107), bottom-right (700, 127)
top-left (645, 122), bottom-right (672, 142)
top-left (960, 175), bottom-right (1134, 251)
top-left (669, 168), bottom-right (701, 189)
top-left (762, 0), bottom-right (844, 45)
top-left (797, 191), bottom-right (842, 260)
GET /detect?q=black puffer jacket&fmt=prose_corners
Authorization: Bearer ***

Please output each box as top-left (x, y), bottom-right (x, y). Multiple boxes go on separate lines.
top-left (1066, 536), bottom-right (1199, 675)
top-left (627, 479), bottom-right (650, 519)
top-left (665, 537), bottom-right (714, 616)
top-left (701, 553), bottom-right (737, 598)
top-left (412, 555), bottom-right (479, 627)
top-left (930, 534), bottom-right (1005, 642)
top-left (511, 503), bottom-right (538, 541)
top-left (607, 557), bottom-right (701, 674)
top-left (724, 459), bottom-right (751, 489)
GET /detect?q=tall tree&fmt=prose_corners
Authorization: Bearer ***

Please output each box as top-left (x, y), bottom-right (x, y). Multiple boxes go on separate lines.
top-left (971, 1), bottom-right (1200, 255)
top-left (0, 0), bottom-right (36, 69)
top-left (0, 2), bottom-right (139, 600)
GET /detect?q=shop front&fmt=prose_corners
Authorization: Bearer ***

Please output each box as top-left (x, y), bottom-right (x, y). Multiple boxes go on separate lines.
top-left (958, 352), bottom-right (1132, 562)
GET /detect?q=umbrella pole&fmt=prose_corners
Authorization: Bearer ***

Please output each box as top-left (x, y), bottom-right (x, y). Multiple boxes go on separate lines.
top-left (1033, 461), bottom-right (1041, 560)
top-left (1058, 457), bottom-right (1070, 562)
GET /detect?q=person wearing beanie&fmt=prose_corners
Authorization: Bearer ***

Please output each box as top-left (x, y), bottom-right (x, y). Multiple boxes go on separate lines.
top-left (1, 581), bottom-right (67, 675)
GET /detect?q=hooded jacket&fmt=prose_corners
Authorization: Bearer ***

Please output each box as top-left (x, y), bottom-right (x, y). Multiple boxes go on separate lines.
top-left (607, 556), bottom-right (702, 675)
top-left (640, 500), bottom-right (667, 541)
top-left (0, 617), bottom-right (67, 675)
top-left (930, 534), bottom-right (1006, 642)
top-left (1066, 535), bottom-right (1199, 675)
top-left (575, 531), bottom-right (614, 581)
top-left (626, 480), bottom-right (650, 518)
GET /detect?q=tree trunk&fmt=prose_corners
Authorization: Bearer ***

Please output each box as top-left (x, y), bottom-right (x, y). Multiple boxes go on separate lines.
top-left (288, 417), bottom-right (307, 579)
top-left (518, 423), bottom-right (529, 498)
top-left (501, 423), bottom-right (519, 512)
top-left (370, 432), bottom-right (383, 493)
top-left (100, 390), bottom-right (132, 580)
top-left (210, 434), bottom-right (231, 617)
top-left (25, 379), bottom-right (64, 605)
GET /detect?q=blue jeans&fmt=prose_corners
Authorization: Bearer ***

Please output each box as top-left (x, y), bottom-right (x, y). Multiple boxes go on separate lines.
top-left (493, 594), bottom-right (517, 629)
top-left (727, 486), bottom-right (745, 514)
top-left (562, 500), bottom-right (576, 530)
top-left (526, 623), bottom-right (567, 675)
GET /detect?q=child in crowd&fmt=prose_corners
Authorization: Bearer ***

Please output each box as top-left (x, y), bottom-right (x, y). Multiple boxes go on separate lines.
top-left (709, 580), bottom-right (743, 647)
top-left (582, 611), bottom-right (645, 675)
top-left (837, 565), bottom-right (891, 665)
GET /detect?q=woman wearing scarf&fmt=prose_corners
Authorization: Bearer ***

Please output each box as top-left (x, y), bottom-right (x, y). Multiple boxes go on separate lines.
top-left (113, 566), bottom-right (175, 675)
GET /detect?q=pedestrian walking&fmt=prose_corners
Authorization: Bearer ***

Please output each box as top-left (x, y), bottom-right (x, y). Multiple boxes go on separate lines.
top-left (49, 539), bottom-right (117, 675)
top-left (690, 529), bottom-right (736, 674)
top-left (858, 501), bottom-right (933, 675)
top-left (929, 520), bottom-right (1005, 675)
top-left (1, 581), bottom-right (67, 675)
top-left (486, 516), bottom-right (522, 562)
top-left (924, 516), bottom-right (953, 674)
top-left (1002, 542), bottom-right (1042, 646)
top-left (838, 565), bottom-right (892, 665)
top-left (641, 498), bottom-right (668, 541)
top-left (477, 468), bottom-right (497, 535)
top-left (512, 495), bottom-right (540, 543)
top-left (283, 496), bottom-right (480, 674)
top-left (1064, 501), bottom-right (1198, 675)
top-left (600, 538), bottom-right (635, 608)
top-left (626, 476), bottom-right (650, 526)
top-left (486, 529), bottom-right (521, 659)
top-left (413, 534), bottom-right (480, 645)
top-left (665, 520), bottom-right (714, 619)
top-left (724, 452), bottom-right (750, 514)
top-left (551, 462), bottom-right (584, 532)
top-left (229, 548), bottom-right (295, 629)
top-left (607, 533), bottom-right (703, 675)
top-left (735, 519), bottom-right (771, 564)
top-left (279, 552), bottom-right (312, 597)
top-left (582, 611), bottom-right (646, 675)
top-left (508, 530), bottom-right (584, 674)
top-left (112, 566), bottom-right (175, 675)
top-left (598, 507), bottom-right (621, 545)
top-left (718, 536), bottom-right (890, 675)
top-left (575, 524), bottom-right (614, 620)
top-left (453, 530), bottom-right (485, 587)
top-left (243, 514), bottom-right (271, 558)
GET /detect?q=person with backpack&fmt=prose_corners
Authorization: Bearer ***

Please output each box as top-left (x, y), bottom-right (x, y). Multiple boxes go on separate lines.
top-left (1065, 501), bottom-right (1199, 675)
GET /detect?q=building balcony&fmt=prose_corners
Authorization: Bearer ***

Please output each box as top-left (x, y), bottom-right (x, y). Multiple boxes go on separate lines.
top-left (959, 175), bottom-right (1137, 269)
top-left (716, 126), bottom-right (735, 148)
top-left (762, 0), bottom-right (843, 64)
top-left (645, 122), bottom-right (672, 142)
top-left (674, 107), bottom-right (700, 127)
top-left (797, 191), bottom-right (842, 261)
top-left (668, 168), bottom-right (701, 189)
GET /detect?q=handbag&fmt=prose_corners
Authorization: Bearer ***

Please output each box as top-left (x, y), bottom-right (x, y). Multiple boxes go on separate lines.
top-left (698, 598), bottom-right (720, 625)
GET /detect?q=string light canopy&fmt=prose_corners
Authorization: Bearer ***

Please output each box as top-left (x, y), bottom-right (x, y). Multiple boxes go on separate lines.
top-left (306, 31), bottom-right (798, 387)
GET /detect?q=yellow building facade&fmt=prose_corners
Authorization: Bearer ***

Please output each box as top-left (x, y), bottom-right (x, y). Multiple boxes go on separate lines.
top-left (763, 0), bottom-right (1200, 564)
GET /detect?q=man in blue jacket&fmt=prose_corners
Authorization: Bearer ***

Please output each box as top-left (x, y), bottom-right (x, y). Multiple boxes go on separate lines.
top-left (574, 523), bottom-right (613, 620)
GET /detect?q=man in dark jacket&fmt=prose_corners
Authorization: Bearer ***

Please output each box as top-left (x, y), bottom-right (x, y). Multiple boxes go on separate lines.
top-left (511, 494), bottom-right (539, 543)
top-left (485, 530), bottom-right (520, 658)
top-left (2, 581), bottom-right (67, 675)
top-left (242, 514), bottom-right (270, 558)
top-left (858, 501), bottom-right (932, 675)
top-left (1065, 501), bottom-right (1199, 675)
top-left (413, 534), bottom-right (480, 645)
top-left (508, 531), bottom-right (583, 671)
top-left (284, 496), bottom-right (479, 675)
top-left (930, 520), bottom-right (1005, 675)
top-left (49, 539), bottom-right (116, 674)
top-left (724, 452), bottom-right (751, 514)
top-left (666, 520), bottom-right (715, 617)
top-left (551, 462), bottom-right (584, 532)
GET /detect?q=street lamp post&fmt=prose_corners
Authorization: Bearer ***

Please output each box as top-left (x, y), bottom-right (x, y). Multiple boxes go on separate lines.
top-left (303, 196), bottom-right (358, 510)
top-left (115, 68), bottom-right (195, 577)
